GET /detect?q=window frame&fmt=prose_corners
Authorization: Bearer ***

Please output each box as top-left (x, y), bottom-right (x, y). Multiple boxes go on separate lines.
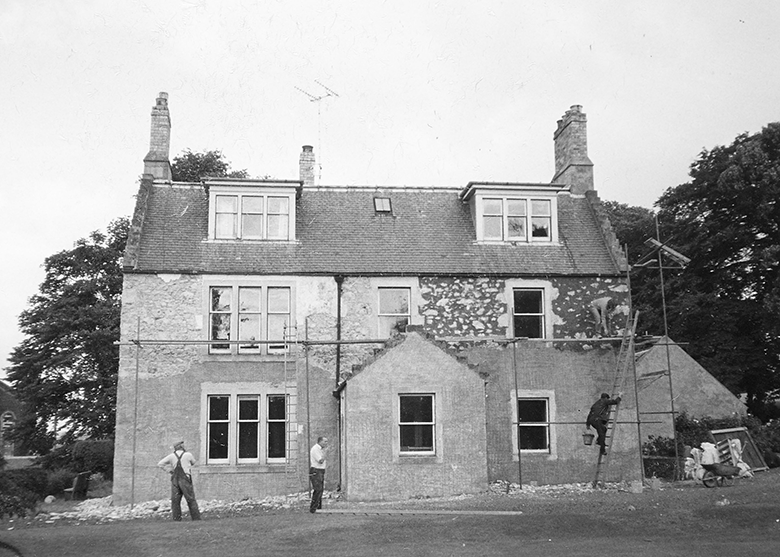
top-left (475, 193), bottom-right (557, 243)
top-left (202, 386), bottom-right (293, 467)
top-left (207, 185), bottom-right (297, 242)
top-left (505, 279), bottom-right (554, 340)
top-left (511, 389), bottom-right (557, 458)
top-left (377, 286), bottom-right (411, 338)
top-left (205, 280), bottom-right (295, 356)
top-left (398, 393), bottom-right (436, 455)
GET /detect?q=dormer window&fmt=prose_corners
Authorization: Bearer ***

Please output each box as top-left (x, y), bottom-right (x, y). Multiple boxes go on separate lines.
top-left (459, 182), bottom-right (564, 244)
top-left (482, 197), bottom-right (552, 242)
top-left (206, 179), bottom-right (300, 241)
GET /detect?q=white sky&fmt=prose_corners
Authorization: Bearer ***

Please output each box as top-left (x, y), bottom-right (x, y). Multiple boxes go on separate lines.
top-left (1, 0), bottom-right (778, 379)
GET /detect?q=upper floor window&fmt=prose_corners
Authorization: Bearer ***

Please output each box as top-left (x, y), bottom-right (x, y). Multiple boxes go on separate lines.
top-left (205, 180), bottom-right (300, 242)
top-left (208, 284), bottom-right (292, 355)
top-left (214, 194), bottom-right (291, 240)
top-left (482, 197), bottom-right (552, 242)
top-left (399, 394), bottom-right (435, 454)
top-left (378, 287), bottom-right (410, 338)
top-left (513, 288), bottom-right (545, 338)
top-left (374, 197), bottom-right (392, 213)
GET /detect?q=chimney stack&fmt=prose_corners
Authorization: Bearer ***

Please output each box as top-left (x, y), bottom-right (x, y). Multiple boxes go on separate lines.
top-left (299, 145), bottom-right (315, 186)
top-left (143, 92), bottom-right (172, 180)
top-left (552, 105), bottom-right (594, 194)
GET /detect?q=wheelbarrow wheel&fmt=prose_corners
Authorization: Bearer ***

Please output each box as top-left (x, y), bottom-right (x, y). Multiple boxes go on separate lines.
top-left (702, 470), bottom-right (718, 488)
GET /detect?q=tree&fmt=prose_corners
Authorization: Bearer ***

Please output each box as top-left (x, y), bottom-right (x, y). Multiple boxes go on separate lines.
top-left (6, 218), bottom-right (128, 454)
top-left (170, 149), bottom-right (248, 181)
top-left (650, 123), bottom-right (780, 414)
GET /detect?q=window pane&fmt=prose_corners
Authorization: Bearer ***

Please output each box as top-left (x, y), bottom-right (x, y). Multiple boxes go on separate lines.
top-left (483, 215), bottom-right (502, 239)
top-left (514, 290), bottom-right (542, 314)
top-left (483, 198), bottom-right (502, 215)
top-left (267, 196), bottom-right (289, 214)
top-left (216, 196), bottom-right (238, 212)
top-left (243, 196), bottom-right (264, 213)
top-left (268, 395), bottom-right (286, 420)
top-left (531, 199), bottom-right (551, 216)
top-left (379, 288), bottom-right (409, 315)
top-left (243, 214), bottom-right (263, 238)
top-left (239, 288), bottom-right (261, 312)
top-left (400, 425), bottom-right (433, 452)
top-left (216, 214), bottom-right (237, 238)
top-left (209, 396), bottom-right (229, 420)
top-left (268, 422), bottom-right (286, 458)
top-left (238, 422), bottom-right (258, 459)
top-left (211, 288), bottom-right (232, 312)
top-left (531, 217), bottom-right (550, 238)
top-left (268, 287), bottom-right (290, 313)
top-left (507, 199), bottom-right (526, 216)
top-left (211, 314), bottom-right (231, 341)
top-left (400, 395), bottom-right (433, 422)
top-left (267, 215), bottom-right (289, 239)
top-left (208, 423), bottom-right (229, 459)
top-left (239, 314), bottom-right (260, 342)
top-left (519, 425), bottom-right (548, 450)
top-left (507, 216), bottom-right (526, 239)
top-left (514, 315), bottom-right (543, 338)
top-left (239, 398), bottom-right (258, 420)
top-left (518, 400), bottom-right (547, 422)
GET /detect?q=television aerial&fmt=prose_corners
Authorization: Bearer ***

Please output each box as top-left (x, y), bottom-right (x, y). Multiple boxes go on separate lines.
top-left (294, 81), bottom-right (339, 181)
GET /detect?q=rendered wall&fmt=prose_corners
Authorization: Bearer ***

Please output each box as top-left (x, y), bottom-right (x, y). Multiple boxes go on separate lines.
top-left (342, 333), bottom-right (488, 501)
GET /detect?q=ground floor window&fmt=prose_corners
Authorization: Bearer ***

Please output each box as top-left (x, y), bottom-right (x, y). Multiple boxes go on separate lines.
top-left (206, 393), bottom-right (289, 464)
top-left (399, 394), bottom-right (435, 454)
top-left (511, 390), bottom-right (556, 456)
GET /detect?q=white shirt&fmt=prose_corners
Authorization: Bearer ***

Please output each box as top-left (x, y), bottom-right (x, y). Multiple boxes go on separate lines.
top-left (310, 443), bottom-right (326, 469)
top-left (158, 449), bottom-right (196, 475)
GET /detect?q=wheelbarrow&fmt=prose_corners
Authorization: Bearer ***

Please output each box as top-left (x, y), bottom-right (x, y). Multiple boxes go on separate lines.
top-left (701, 463), bottom-right (740, 488)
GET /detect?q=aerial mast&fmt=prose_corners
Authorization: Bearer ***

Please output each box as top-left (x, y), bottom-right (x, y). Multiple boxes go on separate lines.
top-left (294, 81), bottom-right (339, 182)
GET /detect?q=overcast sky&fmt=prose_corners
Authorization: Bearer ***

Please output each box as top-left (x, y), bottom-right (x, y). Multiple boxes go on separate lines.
top-left (1, 1), bottom-right (778, 379)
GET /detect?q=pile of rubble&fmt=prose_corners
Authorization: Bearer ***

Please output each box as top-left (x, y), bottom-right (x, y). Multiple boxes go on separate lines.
top-left (36, 491), bottom-right (318, 524)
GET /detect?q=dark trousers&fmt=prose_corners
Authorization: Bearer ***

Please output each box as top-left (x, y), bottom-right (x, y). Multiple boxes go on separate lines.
top-left (588, 418), bottom-right (608, 449)
top-left (171, 473), bottom-right (201, 521)
top-left (309, 467), bottom-right (325, 512)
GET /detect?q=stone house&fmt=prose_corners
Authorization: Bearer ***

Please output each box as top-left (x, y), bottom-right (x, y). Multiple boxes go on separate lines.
top-left (112, 94), bottom-right (639, 505)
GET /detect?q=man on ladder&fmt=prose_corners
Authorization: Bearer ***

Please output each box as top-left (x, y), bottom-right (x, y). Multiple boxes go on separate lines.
top-left (586, 393), bottom-right (622, 455)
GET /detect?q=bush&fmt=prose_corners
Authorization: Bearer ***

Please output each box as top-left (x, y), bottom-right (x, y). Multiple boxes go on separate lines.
top-left (72, 439), bottom-right (114, 480)
top-left (0, 468), bottom-right (49, 499)
top-left (46, 468), bottom-right (76, 496)
top-left (0, 474), bottom-right (38, 519)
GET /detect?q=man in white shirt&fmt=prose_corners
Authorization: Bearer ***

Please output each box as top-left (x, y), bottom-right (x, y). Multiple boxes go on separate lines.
top-left (157, 440), bottom-right (201, 521)
top-left (309, 436), bottom-right (328, 513)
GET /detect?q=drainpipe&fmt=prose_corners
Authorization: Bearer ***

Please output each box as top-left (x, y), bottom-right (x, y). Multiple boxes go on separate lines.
top-left (334, 275), bottom-right (344, 492)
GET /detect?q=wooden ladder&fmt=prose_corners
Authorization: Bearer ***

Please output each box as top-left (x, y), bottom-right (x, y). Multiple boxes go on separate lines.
top-left (593, 311), bottom-right (639, 488)
top-left (283, 324), bottom-right (299, 479)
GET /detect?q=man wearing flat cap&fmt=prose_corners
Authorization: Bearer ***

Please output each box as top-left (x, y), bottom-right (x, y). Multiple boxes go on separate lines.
top-left (158, 440), bottom-right (201, 521)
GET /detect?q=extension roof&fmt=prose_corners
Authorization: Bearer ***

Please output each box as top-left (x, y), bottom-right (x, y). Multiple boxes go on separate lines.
top-left (124, 181), bottom-right (626, 277)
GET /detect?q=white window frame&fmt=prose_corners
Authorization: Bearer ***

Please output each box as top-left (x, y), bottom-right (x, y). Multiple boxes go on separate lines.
top-left (205, 280), bottom-right (294, 355)
top-left (202, 384), bottom-right (294, 466)
top-left (398, 393), bottom-right (436, 455)
top-left (373, 278), bottom-right (420, 338)
top-left (511, 389), bottom-right (557, 458)
top-left (504, 279), bottom-right (555, 339)
top-left (475, 194), bottom-right (557, 243)
top-left (377, 287), bottom-right (411, 338)
top-left (208, 186), bottom-right (296, 241)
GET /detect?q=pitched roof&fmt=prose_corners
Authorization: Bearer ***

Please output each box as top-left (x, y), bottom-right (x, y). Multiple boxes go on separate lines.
top-left (125, 182), bottom-right (625, 277)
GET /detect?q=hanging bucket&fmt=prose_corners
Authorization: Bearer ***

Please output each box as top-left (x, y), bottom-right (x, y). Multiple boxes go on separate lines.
top-left (582, 432), bottom-right (595, 446)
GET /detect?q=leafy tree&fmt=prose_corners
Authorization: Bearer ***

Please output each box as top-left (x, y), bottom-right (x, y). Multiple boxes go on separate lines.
top-left (6, 218), bottom-right (128, 454)
top-left (170, 149), bottom-right (248, 181)
top-left (650, 123), bottom-right (780, 414)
